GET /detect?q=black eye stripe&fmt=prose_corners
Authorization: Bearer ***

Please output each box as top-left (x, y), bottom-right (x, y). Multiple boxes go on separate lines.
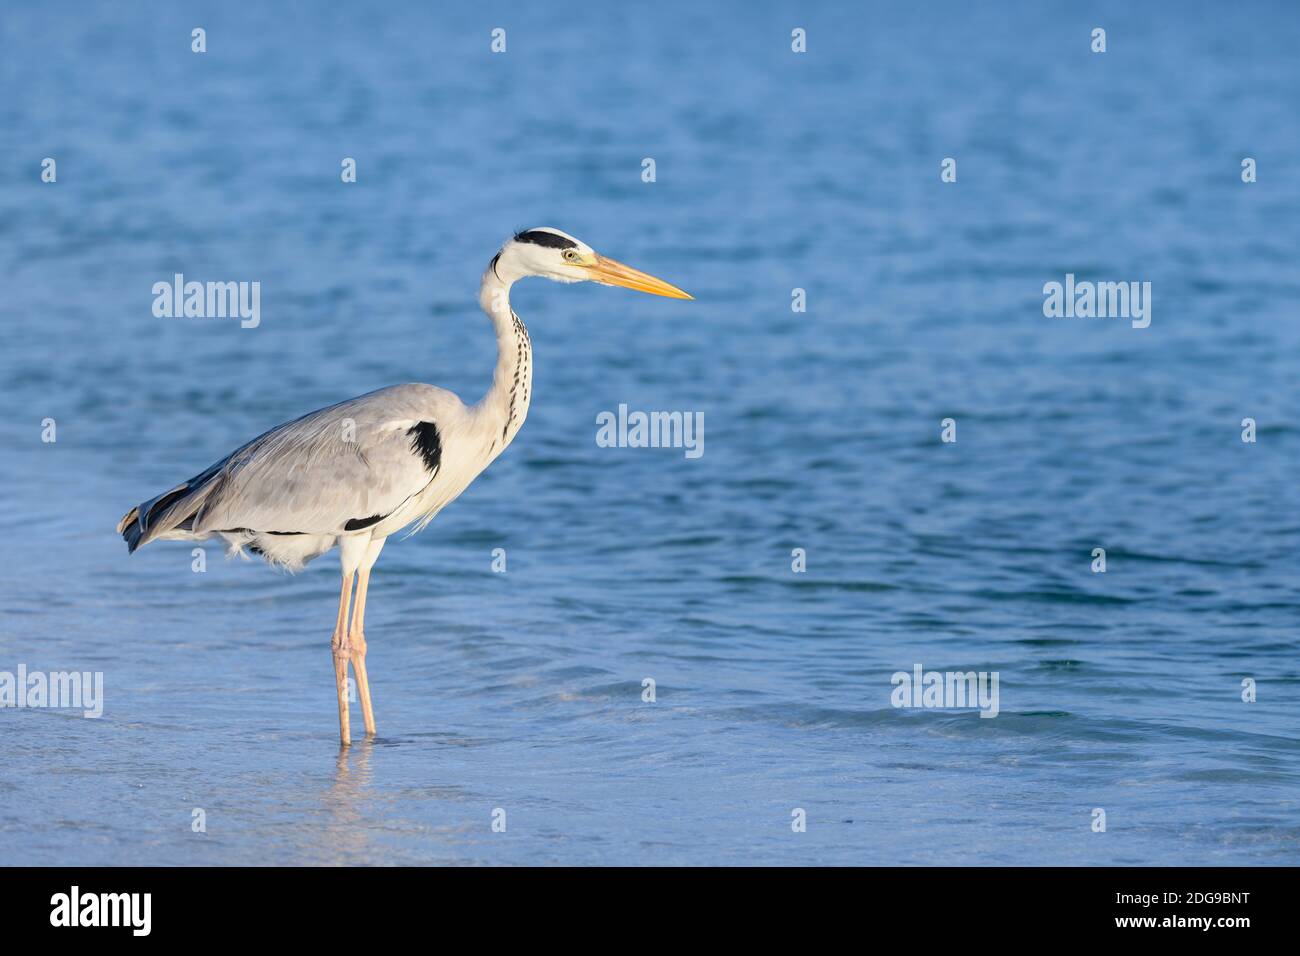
top-left (514, 230), bottom-right (578, 250)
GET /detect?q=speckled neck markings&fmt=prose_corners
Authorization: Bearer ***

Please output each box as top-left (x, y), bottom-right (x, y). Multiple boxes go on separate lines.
top-left (504, 309), bottom-right (532, 440)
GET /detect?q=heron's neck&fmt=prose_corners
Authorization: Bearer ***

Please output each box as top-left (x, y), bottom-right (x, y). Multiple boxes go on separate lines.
top-left (476, 266), bottom-right (533, 451)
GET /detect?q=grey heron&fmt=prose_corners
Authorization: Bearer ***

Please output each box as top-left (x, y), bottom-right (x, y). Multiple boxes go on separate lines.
top-left (117, 227), bottom-right (692, 745)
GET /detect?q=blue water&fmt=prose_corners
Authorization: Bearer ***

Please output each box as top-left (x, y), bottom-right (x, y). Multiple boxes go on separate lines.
top-left (2, 0), bottom-right (1298, 865)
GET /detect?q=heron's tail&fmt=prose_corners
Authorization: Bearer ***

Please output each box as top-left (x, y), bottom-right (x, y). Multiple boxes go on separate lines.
top-left (117, 505), bottom-right (145, 552)
top-left (117, 466), bottom-right (223, 553)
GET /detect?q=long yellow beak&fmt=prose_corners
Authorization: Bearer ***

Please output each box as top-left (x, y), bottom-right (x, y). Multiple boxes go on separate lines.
top-left (585, 255), bottom-right (693, 300)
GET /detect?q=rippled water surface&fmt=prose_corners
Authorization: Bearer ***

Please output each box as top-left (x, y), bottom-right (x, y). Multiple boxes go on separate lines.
top-left (2, 1), bottom-right (1299, 865)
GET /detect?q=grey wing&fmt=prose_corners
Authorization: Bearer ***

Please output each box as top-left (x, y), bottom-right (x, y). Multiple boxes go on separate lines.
top-left (120, 384), bottom-right (458, 550)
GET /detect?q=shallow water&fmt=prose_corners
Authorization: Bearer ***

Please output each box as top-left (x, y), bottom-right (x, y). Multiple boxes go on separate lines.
top-left (2, 1), bottom-right (1299, 865)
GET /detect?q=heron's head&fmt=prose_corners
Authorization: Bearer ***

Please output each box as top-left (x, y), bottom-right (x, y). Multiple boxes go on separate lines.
top-left (493, 227), bottom-right (692, 299)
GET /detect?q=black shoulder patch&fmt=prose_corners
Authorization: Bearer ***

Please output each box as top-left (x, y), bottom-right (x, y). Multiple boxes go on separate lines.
top-left (344, 514), bottom-right (385, 531)
top-left (514, 229), bottom-right (577, 250)
top-left (408, 421), bottom-right (442, 473)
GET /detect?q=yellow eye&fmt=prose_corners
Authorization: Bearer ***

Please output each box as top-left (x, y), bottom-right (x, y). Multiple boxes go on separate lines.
top-left (563, 249), bottom-right (580, 262)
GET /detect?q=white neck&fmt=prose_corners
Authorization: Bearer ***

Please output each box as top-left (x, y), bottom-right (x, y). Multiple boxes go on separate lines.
top-left (474, 259), bottom-right (533, 454)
